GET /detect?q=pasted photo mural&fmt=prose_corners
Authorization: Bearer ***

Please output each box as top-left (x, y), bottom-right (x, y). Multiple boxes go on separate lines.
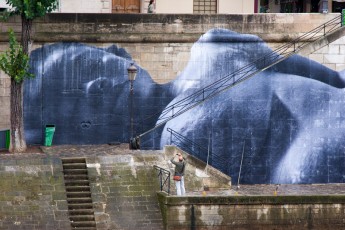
top-left (24, 29), bottom-right (345, 184)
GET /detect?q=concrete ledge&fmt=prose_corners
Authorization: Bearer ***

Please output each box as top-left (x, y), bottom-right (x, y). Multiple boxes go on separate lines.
top-left (158, 192), bottom-right (345, 205)
top-left (0, 13), bottom-right (340, 43)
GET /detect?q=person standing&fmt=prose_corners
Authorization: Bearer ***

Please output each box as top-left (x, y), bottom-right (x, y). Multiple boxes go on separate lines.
top-left (147, 0), bottom-right (154, 13)
top-left (171, 152), bottom-right (187, 196)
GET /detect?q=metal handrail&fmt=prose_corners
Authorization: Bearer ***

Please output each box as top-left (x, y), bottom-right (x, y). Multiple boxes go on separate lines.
top-left (153, 165), bottom-right (171, 195)
top-left (167, 128), bottom-right (211, 164)
top-left (133, 14), bottom-right (342, 144)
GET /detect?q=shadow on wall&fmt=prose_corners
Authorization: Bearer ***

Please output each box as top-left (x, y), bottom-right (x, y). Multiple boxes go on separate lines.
top-left (25, 29), bottom-right (345, 185)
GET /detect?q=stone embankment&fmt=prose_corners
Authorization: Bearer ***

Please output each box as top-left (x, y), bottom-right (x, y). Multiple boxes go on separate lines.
top-left (0, 144), bottom-right (230, 229)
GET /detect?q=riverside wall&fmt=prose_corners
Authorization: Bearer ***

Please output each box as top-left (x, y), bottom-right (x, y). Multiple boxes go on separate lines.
top-left (0, 145), bottom-right (231, 229)
top-left (0, 13), bottom-right (344, 131)
top-left (158, 192), bottom-right (345, 230)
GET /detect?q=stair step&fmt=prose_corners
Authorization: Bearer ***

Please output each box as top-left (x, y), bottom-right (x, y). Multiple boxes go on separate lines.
top-left (63, 163), bottom-right (87, 170)
top-left (69, 228), bottom-right (96, 230)
top-left (66, 191), bottom-right (91, 198)
top-left (68, 203), bottom-right (94, 210)
top-left (69, 215), bottom-right (95, 222)
top-left (66, 186), bottom-right (91, 192)
top-left (64, 175), bottom-right (89, 180)
top-left (69, 209), bottom-right (94, 216)
top-left (63, 169), bottom-right (88, 175)
top-left (71, 221), bottom-right (96, 228)
top-left (61, 158), bottom-right (86, 164)
top-left (67, 197), bottom-right (93, 204)
top-left (65, 180), bottom-right (90, 186)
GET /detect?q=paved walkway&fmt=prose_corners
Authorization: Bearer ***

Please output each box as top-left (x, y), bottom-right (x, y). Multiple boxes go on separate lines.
top-left (1, 144), bottom-right (345, 196)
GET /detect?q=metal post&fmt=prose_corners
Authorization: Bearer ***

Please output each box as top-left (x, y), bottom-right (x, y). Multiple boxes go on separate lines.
top-left (206, 132), bottom-right (211, 173)
top-left (237, 140), bottom-right (245, 188)
top-left (127, 63), bottom-right (137, 149)
top-left (130, 80), bottom-right (134, 147)
top-left (169, 129), bottom-right (172, 145)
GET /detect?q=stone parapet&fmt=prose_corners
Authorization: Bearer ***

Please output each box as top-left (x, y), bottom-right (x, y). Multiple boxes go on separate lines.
top-left (158, 192), bottom-right (345, 229)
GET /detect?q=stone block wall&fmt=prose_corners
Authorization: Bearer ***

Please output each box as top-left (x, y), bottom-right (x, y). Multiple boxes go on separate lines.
top-left (86, 152), bottom-right (165, 230)
top-left (0, 13), bottom-right (343, 130)
top-left (116, 42), bottom-right (191, 83)
top-left (84, 146), bottom-right (230, 229)
top-left (0, 146), bottom-right (232, 229)
top-left (158, 193), bottom-right (345, 229)
top-left (307, 36), bottom-right (345, 71)
top-left (0, 155), bottom-right (69, 230)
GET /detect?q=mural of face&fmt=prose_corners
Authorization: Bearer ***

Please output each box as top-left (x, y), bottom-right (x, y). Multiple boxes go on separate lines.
top-left (24, 43), bottom-right (174, 146)
top-left (160, 29), bottom-right (345, 184)
top-left (24, 29), bottom-right (345, 184)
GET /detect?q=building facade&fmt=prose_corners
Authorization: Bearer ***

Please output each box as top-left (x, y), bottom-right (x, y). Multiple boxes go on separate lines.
top-left (0, 0), bottom-right (343, 14)
top-left (260, 0), bottom-right (345, 13)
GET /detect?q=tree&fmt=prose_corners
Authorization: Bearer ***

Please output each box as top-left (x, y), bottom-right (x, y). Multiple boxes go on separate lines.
top-left (2, 0), bottom-right (58, 153)
top-left (0, 29), bottom-right (34, 152)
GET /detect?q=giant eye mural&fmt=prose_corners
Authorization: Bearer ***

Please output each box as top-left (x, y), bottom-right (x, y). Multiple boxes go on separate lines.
top-left (24, 29), bottom-right (345, 184)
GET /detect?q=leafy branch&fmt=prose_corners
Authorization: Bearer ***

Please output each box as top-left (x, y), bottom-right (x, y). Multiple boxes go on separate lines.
top-left (0, 29), bottom-right (34, 83)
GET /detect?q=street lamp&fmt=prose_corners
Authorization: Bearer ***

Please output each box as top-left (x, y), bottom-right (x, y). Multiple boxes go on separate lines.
top-left (127, 63), bottom-right (137, 149)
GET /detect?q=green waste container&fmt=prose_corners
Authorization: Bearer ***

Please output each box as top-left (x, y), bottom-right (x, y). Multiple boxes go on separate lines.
top-left (44, 125), bottom-right (55, 146)
top-left (5, 130), bottom-right (10, 149)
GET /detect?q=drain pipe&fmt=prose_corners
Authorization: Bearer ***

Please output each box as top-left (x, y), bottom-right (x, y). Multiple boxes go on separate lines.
top-left (237, 140), bottom-right (245, 189)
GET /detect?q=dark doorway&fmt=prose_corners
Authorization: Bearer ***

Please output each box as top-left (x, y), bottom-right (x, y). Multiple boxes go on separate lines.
top-left (311, 0), bottom-right (319, 12)
top-left (333, 1), bottom-right (345, 13)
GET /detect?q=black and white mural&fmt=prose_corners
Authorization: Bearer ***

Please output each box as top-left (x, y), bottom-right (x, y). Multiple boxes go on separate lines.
top-left (24, 29), bottom-right (345, 184)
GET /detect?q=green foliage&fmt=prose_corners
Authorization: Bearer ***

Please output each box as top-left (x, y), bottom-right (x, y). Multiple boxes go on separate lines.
top-left (0, 29), bottom-right (34, 83)
top-left (5, 0), bottom-right (58, 19)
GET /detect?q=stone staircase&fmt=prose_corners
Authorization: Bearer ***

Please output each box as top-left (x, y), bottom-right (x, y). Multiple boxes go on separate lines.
top-left (62, 158), bottom-right (97, 230)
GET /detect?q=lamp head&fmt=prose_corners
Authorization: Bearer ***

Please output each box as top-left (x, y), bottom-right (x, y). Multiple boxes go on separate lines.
top-left (127, 63), bottom-right (137, 81)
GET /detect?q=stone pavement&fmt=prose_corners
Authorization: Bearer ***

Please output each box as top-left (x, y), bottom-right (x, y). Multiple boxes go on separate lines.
top-left (1, 144), bottom-right (345, 197)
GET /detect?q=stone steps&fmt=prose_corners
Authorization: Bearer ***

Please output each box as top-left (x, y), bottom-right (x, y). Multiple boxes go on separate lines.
top-left (62, 157), bottom-right (96, 230)
top-left (71, 221), bottom-right (96, 228)
top-left (65, 186), bottom-right (91, 192)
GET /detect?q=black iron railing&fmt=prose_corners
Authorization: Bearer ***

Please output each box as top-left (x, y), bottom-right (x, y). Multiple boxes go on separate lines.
top-left (133, 14), bottom-right (342, 144)
top-left (154, 165), bottom-right (171, 194)
top-left (167, 128), bottom-right (212, 165)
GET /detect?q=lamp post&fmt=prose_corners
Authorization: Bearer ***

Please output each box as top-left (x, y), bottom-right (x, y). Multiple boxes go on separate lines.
top-left (127, 63), bottom-right (137, 149)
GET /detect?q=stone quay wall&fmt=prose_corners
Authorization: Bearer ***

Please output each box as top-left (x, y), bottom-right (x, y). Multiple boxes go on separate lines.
top-left (0, 13), bottom-right (343, 132)
top-left (85, 145), bottom-right (230, 229)
top-left (0, 145), bottom-right (231, 229)
top-left (158, 192), bottom-right (345, 230)
top-left (0, 155), bottom-right (70, 230)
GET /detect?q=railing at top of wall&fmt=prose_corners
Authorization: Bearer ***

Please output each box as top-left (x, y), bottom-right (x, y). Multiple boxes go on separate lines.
top-left (154, 165), bottom-right (171, 195)
top-left (131, 14), bottom-right (343, 149)
top-left (167, 128), bottom-right (212, 165)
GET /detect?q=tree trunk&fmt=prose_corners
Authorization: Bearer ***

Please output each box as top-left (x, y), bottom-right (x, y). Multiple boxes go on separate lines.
top-left (9, 15), bottom-right (33, 153)
top-left (21, 15), bottom-right (32, 54)
top-left (9, 79), bottom-right (26, 153)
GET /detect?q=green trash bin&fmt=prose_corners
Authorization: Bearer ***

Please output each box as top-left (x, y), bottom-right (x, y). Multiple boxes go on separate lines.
top-left (44, 125), bottom-right (55, 146)
top-left (5, 130), bottom-right (10, 149)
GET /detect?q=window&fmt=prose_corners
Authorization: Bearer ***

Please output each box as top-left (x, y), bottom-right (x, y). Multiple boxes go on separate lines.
top-left (193, 0), bottom-right (217, 14)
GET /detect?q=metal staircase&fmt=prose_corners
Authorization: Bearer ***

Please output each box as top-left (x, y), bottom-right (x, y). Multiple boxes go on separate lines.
top-left (62, 158), bottom-right (96, 230)
top-left (131, 14), bottom-right (343, 149)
